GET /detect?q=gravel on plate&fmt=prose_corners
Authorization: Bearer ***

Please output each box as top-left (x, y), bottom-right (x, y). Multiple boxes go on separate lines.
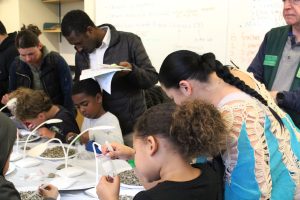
top-left (119, 169), bottom-right (141, 186)
top-left (40, 146), bottom-right (76, 158)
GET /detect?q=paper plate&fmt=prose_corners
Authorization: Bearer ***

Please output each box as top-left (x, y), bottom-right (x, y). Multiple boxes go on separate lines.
top-left (50, 177), bottom-right (77, 190)
top-left (10, 152), bottom-right (23, 162)
top-left (17, 129), bottom-right (41, 143)
top-left (18, 186), bottom-right (61, 200)
top-left (15, 157), bottom-right (42, 168)
top-left (37, 144), bottom-right (78, 161)
top-left (5, 163), bottom-right (16, 176)
top-left (120, 183), bottom-right (144, 190)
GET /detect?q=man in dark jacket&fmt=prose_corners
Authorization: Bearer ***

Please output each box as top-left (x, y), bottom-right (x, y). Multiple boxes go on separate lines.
top-left (0, 21), bottom-right (19, 109)
top-left (61, 10), bottom-right (158, 145)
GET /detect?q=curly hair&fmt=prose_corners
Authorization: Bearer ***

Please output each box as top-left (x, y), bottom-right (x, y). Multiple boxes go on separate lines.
top-left (13, 88), bottom-right (52, 120)
top-left (134, 100), bottom-right (228, 159)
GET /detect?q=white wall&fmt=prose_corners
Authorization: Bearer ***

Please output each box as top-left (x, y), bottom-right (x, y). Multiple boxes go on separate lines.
top-left (19, 0), bottom-right (59, 52)
top-left (0, 0), bottom-right (20, 33)
top-left (95, 0), bottom-right (286, 70)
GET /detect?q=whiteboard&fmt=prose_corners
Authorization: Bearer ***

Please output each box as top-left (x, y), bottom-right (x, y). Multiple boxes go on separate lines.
top-left (96, 0), bottom-right (285, 70)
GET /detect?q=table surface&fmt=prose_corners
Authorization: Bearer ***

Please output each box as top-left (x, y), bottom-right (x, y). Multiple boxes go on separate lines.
top-left (6, 140), bottom-right (142, 200)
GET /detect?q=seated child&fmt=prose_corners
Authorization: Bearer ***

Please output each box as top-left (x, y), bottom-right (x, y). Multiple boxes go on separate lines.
top-left (10, 87), bottom-right (80, 143)
top-left (0, 112), bottom-right (58, 199)
top-left (72, 78), bottom-right (123, 145)
top-left (98, 100), bottom-right (227, 200)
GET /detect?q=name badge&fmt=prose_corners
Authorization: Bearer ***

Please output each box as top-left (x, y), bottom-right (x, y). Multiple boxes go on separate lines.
top-left (296, 68), bottom-right (300, 78)
top-left (263, 55), bottom-right (278, 67)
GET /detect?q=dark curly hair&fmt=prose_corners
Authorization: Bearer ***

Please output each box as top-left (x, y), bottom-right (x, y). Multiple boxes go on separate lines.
top-left (134, 100), bottom-right (228, 159)
top-left (61, 9), bottom-right (96, 37)
top-left (159, 50), bottom-right (283, 127)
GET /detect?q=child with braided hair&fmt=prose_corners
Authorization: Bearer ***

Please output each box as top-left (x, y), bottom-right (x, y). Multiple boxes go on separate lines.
top-left (158, 50), bottom-right (300, 200)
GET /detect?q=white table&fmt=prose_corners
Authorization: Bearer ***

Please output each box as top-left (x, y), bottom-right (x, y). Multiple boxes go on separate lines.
top-left (7, 141), bottom-right (142, 200)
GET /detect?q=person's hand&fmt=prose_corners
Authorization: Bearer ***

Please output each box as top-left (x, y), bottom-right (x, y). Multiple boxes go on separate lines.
top-left (117, 61), bottom-right (132, 76)
top-left (39, 184), bottom-right (59, 199)
top-left (38, 127), bottom-right (55, 139)
top-left (101, 142), bottom-right (135, 160)
top-left (66, 132), bottom-right (78, 144)
top-left (96, 176), bottom-right (120, 200)
top-left (1, 93), bottom-right (10, 105)
top-left (269, 91), bottom-right (278, 103)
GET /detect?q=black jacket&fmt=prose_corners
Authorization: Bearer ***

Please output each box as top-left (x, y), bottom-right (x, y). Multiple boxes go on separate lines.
top-left (9, 49), bottom-right (74, 113)
top-left (0, 32), bottom-right (19, 103)
top-left (75, 24), bottom-right (158, 135)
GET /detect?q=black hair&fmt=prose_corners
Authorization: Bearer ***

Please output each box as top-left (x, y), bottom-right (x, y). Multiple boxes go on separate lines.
top-left (134, 101), bottom-right (227, 159)
top-left (61, 9), bottom-right (96, 37)
top-left (15, 25), bottom-right (41, 48)
top-left (159, 50), bottom-right (284, 127)
top-left (72, 78), bottom-right (102, 97)
top-left (0, 21), bottom-right (7, 35)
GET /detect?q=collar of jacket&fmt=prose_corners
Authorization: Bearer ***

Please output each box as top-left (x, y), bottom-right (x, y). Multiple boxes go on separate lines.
top-left (0, 32), bottom-right (17, 51)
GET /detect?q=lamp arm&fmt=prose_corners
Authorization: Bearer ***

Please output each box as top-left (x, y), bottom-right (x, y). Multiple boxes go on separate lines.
top-left (46, 138), bottom-right (67, 160)
top-left (23, 129), bottom-right (38, 158)
top-left (0, 104), bottom-right (8, 112)
top-left (65, 128), bottom-right (90, 168)
top-left (23, 119), bottom-right (62, 158)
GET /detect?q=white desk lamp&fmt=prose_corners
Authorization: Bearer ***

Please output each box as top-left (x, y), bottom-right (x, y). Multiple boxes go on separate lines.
top-left (0, 97), bottom-right (17, 112)
top-left (10, 129), bottom-right (22, 162)
top-left (15, 119), bottom-right (63, 168)
top-left (58, 126), bottom-right (114, 178)
top-left (23, 118), bottom-right (63, 158)
top-left (26, 137), bottom-right (66, 158)
top-left (92, 140), bottom-right (116, 183)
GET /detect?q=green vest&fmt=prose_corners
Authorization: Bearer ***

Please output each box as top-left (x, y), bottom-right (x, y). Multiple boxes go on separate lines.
top-left (263, 25), bottom-right (300, 127)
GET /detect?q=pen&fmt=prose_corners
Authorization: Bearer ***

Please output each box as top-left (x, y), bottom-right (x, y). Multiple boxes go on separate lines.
top-left (105, 141), bottom-right (114, 152)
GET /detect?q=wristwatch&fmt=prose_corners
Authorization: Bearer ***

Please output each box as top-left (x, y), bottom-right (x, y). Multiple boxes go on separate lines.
top-left (276, 92), bottom-right (285, 106)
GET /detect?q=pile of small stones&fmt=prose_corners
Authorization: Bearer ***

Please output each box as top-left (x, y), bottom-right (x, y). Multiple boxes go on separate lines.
top-left (119, 169), bottom-right (141, 186)
top-left (20, 191), bottom-right (42, 200)
top-left (40, 146), bottom-right (76, 158)
top-left (19, 135), bottom-right (38, 142)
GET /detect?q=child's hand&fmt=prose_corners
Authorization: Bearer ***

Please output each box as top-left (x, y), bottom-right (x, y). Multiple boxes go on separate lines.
top-left (38, 127), bottom-right (55, 139)
top-left (101, 142), bottom-right (135, 160)
top-left (96, 176), bottom-right (120, 200)
top-left (1, 93), bottom-right (10, 105)
top-left (66, 132), bottom-right (78, 144)
top-left (39, 184), bottom-right (59, 199)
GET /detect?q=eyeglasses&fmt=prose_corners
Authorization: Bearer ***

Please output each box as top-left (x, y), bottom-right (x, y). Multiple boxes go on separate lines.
top-left (283, 0), bottom-right (300, 5)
